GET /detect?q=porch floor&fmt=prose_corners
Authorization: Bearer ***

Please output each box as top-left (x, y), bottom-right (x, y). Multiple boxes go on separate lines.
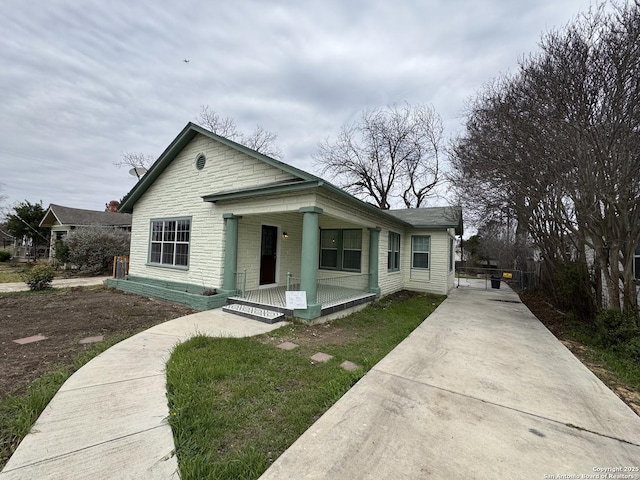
top-left (228, 284), bottom-right (376, 317)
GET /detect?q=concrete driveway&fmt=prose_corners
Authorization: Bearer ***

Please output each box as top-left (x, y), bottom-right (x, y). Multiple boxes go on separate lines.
top-left (260, 280), bottom-right (640, 479)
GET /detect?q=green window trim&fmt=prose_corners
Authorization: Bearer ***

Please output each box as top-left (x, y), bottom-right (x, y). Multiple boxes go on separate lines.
top-left (319, 228), bottom-right (362, 272)
top-left (388, 231), bottom-right (400, 272)
top-left (149, 217), bottom-right (192, 268)
top-left (449, 237), bottom-right (455, 272)
top-left (411, 235), bottom-right (430, 269)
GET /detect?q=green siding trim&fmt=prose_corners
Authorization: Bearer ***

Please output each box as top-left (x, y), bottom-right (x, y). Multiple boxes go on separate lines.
top-left (106, 276), bottom-right (228, 311)
top-left (300, 208), bottom-right (321, 305)
top-left (368, 227), bottom-right (381, 296)
top-left (203, 180), bottom-right (320, 203)
top-left (222, 214), bottom-right (241, 291)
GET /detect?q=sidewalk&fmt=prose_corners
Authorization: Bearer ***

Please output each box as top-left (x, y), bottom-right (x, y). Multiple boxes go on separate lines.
top-left (0, 310), bottom-right (287, 479)
top-left (0, 276), bottom-right (110, 292)
top-left (259, 280), bottom-right (640, 479)
top-left (2, 280), bottom-right (639, 479)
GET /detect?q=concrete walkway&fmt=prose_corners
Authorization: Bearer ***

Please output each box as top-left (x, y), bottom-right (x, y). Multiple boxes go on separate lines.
top-left (260, 280), bottom-right (640, 479)
top-left (0, 310), bottom-right (287, 479)
top-left (2, 280), bottom-right (640, 479)
top-left (0, 276), bottom-right (110, 292)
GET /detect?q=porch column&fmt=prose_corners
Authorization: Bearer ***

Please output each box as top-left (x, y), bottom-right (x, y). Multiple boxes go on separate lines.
top-left (368, 227), bottom-right (381, 296)
top-left (297, 206), bottom-right (323, 319)
top-left (221, 213), bottom-right (242, 293)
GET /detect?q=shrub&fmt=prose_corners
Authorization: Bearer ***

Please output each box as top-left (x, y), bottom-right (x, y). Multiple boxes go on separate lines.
top-left (0, 251), bottom-right (11, 262)
top-left (623, 336), bottom-right (640, 362)
top-left (594, 309), bottom-right (640, 348)
top-left (63, 226), bottom-right (130, 274)
top-left (551, 261), bottom-right (595, 321)
top-left (24, 264), bottom-right (55, 291)
top-left (54, 240), bottom-right (70, 264)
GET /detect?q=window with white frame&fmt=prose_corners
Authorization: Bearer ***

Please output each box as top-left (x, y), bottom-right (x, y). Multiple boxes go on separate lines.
top-left (412, 235), bottom-right (430, 269)
top-left (634, 242), bottom-right (640, 280)
top-left (319, 229), bottom-right (362, 272)
top-left (150, 218), bottom-right (191, 267)
top-left (388, 232), bottom-right (400, 272)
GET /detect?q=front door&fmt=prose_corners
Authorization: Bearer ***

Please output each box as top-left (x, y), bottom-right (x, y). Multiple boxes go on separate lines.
top-left (260, 225), bottom-right (278, 285)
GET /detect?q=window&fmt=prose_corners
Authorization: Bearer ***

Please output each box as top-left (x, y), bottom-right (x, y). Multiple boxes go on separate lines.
top-left (320, 229), bottom-right (339, 269)
top-left (320, 229), bottom-right (362, 272)
top-left (342, 230), bottom-right (362, 271)
top-left (412, 235), bottom-right (430, 269)
top-left (635, 242), bottom-right (640, 280)
top-left (150, 218), bottom-right (190, 267)
top-left (388, 232), bottom-right (400, 272)
top-left (449, 237), bottom-right (454, 272)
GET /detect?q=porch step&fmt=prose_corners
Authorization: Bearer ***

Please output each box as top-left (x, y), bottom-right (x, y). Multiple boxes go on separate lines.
top-left (222, 303), bottom-right (285, 324)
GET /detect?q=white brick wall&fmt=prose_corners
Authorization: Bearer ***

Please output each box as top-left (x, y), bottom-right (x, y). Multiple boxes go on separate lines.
top-left (128, 132), bottom-right (456, 297)
top-left (402, 228), bottom-right (455, 295)
top-left (129, 134), bottom-right (297, 287)
top-left (236, 212), bottom-right (304, 289)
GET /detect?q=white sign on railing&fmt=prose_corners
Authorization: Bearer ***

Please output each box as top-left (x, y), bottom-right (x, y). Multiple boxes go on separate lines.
top-left (286, 291), bottom-right (307, 309)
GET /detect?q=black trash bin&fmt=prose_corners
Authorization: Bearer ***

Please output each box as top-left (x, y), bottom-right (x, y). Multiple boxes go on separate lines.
top-left (490, 275), bottom-right (501, 289)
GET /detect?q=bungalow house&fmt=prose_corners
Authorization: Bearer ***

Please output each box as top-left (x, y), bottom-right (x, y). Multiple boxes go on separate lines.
top-left (110, 123), bottom-right (463, 322)
top-left (39, 204), bottom-right (132, 261)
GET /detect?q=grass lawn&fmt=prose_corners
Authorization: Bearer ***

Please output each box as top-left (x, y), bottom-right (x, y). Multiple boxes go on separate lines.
top-left (166, 292), bottom-right (445, 480)
top-left (0, 263), bottom-right (27, 283)
top-left (0, 262), bottom-right (92, 284)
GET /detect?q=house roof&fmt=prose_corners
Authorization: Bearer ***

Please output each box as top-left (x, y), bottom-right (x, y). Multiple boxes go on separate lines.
top-left (118, 122), bottom-right (318, 213)
top-left (388, 207), bottom-right (464, 235)
top-left (118, 122), bottom-right (463, 233)
top-left (39, 204), bottom-right (132, 228)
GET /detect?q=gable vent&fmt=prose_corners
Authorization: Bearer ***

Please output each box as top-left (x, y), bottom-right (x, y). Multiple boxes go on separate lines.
top-left (195, 153), bottom-right (206, 170)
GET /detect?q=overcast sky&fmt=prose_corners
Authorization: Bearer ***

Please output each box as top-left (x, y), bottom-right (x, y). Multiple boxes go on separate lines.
top-left (0, 0), bottom-right (600, 214)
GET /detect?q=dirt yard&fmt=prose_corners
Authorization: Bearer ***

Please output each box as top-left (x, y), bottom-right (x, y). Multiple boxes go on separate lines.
top-left (2, 285), bottom-right (638, 418)
top-left (0, 286), bottom-right (196, 399)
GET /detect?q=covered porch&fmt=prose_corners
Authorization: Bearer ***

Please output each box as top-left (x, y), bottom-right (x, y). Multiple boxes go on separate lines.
top-left (216, 205), bottom-right (382, 320)
top-left (228, 272), bottom-right (377, 319)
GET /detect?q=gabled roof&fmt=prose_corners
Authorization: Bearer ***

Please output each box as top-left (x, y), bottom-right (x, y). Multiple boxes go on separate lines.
top-left (388, 207), bottom-right (463, 235)
top-left (118, 122), bottom-right (317, 213)
top-left (118, 122), bottom-right (463, 233)
top-left (39, 204), bottom-right (132, 228)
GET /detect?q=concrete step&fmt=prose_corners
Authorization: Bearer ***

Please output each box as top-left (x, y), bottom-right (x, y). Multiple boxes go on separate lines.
top-left (222, 303), bottom-right (286, 324)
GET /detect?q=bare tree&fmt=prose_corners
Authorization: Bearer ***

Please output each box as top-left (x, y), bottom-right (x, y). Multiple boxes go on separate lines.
top-left (450, 2), bottom-right (640, 313)
top-left (242, 124), bottom-right (283, 159)
top-left (0, 183), bottom-right (7, 218)
top-left (196, 105), bottom-right (240, 139)
top-left (115, 107), bottom-right (283, 181)
top-left (196, 105), bottom-right (282, 158)
top-left (314, 103), bottom-right (442, 209)
top-left (113, 152), bottom-right (154, 179)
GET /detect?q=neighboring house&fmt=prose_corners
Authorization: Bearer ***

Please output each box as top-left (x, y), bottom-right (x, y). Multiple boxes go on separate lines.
top-left (39, 204), bottom-right (132, 261)
top-left (111, 122), bottom-right (463, 321)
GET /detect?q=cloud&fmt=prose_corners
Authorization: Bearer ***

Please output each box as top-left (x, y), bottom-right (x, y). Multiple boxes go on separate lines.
top-left (0, 0), bottom-right (602, 212)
